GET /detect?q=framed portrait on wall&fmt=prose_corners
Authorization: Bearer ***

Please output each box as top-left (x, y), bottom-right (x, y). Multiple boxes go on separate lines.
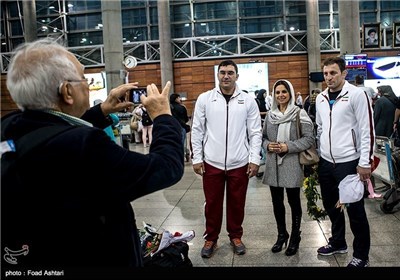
top-left (362, 23), bottom-right (380, 49)
top-left (394, 22), bottom-right (400, 48)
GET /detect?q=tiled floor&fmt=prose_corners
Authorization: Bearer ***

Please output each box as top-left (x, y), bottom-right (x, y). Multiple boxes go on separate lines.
top-left (130, 143), bottom-right (400, 269)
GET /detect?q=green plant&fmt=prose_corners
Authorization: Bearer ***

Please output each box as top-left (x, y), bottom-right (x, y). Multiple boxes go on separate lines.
top-left (302, 166), bottom-right (327, 223)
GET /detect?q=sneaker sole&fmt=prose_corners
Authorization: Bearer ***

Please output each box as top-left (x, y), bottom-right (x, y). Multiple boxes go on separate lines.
top-left (201, 245), bottom-right (217, 258)
top-left (317, 249), bottom-right (348, 256)
top-left (230, 242), bottom-right (246, 255)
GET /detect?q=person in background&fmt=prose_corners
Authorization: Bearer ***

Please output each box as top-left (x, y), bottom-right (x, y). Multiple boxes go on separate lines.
top-left (374, 85), bottom-right (398, 137)
top-left (255, 89), bottom-right (268, 178)
top-left (170, 93), bottom-right (190, 162)
top-left (295, 92), bottom-right (303, 108)
top-left (306, 88), bottom-right (321, 124)
top-left (1, 38), bottom-right (184, 269)
top-left (261, 79), bottom-right (314, 256)
top-left (134, 103), bottom-right (153, 147)
top-left (191, 60), bottom-right (262, 258)
top-left (354, 75), bottom-right (375, 104)
top-left (255, 89), bottom-right (268, 122)
top-left (265, 91), bottom-right (272, 111)
top-left (93, 99), bottom-right (119, 143)
top-left (130, 105), bottom-right (143, 144)
top-left (315, 56), bottom-right (374, 267)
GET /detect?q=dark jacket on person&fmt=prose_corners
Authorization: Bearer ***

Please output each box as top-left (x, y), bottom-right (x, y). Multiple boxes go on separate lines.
top-left (1, 106), bottom-right (184, 268)
top-left (374, 86), bottom-right (398, 137)
top-left (255, 89), bottom-right (267, 120)
top-left (170, 99), bottom-right (189, 129)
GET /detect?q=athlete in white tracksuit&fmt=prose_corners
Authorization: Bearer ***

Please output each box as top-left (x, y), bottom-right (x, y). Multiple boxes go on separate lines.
top-left (191, 60), bottom-right (262, 258)
top-left (315, 56), bottom-right (374, 267)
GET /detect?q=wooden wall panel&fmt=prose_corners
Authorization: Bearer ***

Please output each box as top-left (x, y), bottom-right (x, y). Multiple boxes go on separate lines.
top-left (2, 49), bottom-right (398, 118)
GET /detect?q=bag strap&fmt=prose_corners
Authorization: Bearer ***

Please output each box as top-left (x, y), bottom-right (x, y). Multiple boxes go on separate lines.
top-left (17, 126), bottom-right (75, 158)
top-left (296, 110), bottom-right (301, 139)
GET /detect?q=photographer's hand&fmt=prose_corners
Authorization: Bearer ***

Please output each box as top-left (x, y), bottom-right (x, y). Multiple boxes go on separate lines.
top-left (100, 82), bottom-right (137, 115)
top-left (141, 81), bottom-right (172, 120)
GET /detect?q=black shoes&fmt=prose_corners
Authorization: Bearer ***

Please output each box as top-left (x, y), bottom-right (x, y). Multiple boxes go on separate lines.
top-left (271, 232), bottom-right (289, 253)
top-left (285, 231), bottom-right (301, 256)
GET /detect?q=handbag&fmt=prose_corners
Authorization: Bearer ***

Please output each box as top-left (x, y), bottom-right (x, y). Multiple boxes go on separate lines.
top-left (184, 124), bottom-right (191, 133)
top-left (296, 111), bottom-right (319, 165)
top-left (130, 116), bottom-right (139, 131)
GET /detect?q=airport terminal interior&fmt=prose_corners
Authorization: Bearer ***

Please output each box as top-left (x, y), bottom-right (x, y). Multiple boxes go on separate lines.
top-left (1, 0), bottom-right (400, 273)
top-left (129, 143), bottom-right (400, 268)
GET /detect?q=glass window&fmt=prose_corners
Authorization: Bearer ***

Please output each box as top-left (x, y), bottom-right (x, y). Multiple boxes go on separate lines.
top-left (150, 26), bottom-right (159, 41)
top-left (287, 16), bottom-right (307, 31)
top-left (360, 13), bottom-right (377, 24)
top-left (319, 0), bottom-right (330, 13)
top-left (319, 13), bottom-right (339, 30)
top-left (381, 12), bottom-right (398, 27)
top-left (121, 0), bottom-right (146, 9)
top-left (67, 31), bottom-right (103, 47)
top-left (381, 1), bottom-right (400, 10)
top-left (37, 16), bottom-right (64, 34)
top-left (36, 1), bottom-right (61, 16)
top-left (149, 6), bottom-right (158, 25)
top-left (240, 17), bottom-right (283, 33)
top-left (122, 9), bottom-right (147, 26)
top-left (66, 1), bottom-right (101, 13)
top-left (171, 23), bottom-right (192, 38)
top-left (239, 1), bottom-right (283, 16)
top-left (8, 1), bottom-right (21, 18)
top-left (285, 0), bottom-right (306, 14)
top-left (123, 27), bottom-right (147, 42)
top-left (10, 20), bottom-right (23, 36)
top-left (67, 13), bottom-right (102, 31)
top-left (171, 4), bottom-right (191, 22)
top-left (195, 20), bottom-right (237, 36)
top-left (319, 15), bottom-right (330, 29)
top-left (194, 1), bottom-right (237, 20)
top-left (11, 37), bottom-right (25, 50)
top-left (359, 1), bottom-right (376, 11)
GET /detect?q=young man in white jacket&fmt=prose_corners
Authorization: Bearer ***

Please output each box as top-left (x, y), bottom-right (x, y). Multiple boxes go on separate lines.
top-left (315, 56), bottom-right (374, 267)
top-left (191, 60), bottom-right (262, 258)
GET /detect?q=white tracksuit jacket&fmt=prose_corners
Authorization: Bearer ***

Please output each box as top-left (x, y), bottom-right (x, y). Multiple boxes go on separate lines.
top-left (315, 81), bottom-right (375, 168)
top-left (191, 87), bottom-right (262, 170)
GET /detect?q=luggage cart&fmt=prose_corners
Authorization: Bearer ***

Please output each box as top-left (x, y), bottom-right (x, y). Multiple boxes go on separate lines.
top-left (372, 136), bottom-right (400, 213)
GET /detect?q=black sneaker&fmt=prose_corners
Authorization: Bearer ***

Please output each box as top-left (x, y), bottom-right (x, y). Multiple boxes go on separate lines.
top-left (317, 244), bottom-right (348, 256)
top-left (201, 240), bottom-right (217, 258)
top-left (347, 257), bottom-right (370, 267)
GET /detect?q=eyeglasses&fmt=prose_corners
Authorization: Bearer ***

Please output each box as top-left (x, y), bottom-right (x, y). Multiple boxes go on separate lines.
top-left (66, 79), bottom-right (87, 84)
top-left (57, 79), bottom-right (88, 95)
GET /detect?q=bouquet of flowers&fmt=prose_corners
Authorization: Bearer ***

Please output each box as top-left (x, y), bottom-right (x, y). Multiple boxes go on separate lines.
top-left (302, 165), bottom-right (327, 223)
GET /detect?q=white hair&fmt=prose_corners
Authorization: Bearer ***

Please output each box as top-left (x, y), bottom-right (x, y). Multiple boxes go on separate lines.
top-left (7, 38), bottom-right (81, 111)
